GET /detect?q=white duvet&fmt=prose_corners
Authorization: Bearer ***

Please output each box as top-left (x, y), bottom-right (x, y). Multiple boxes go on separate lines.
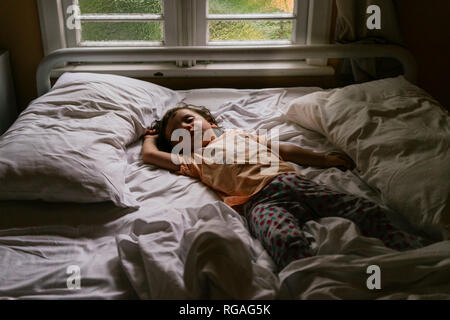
top-left (117, 204), bottom-right (450, 300)
top-left (278, 219), bottom-right (450, 299)
top-left (116, 202), bottom-right (279, 299)
top-left (282, 77), bottom-right (450, 240)
top-left (1, 79), bottom-right (450, 299)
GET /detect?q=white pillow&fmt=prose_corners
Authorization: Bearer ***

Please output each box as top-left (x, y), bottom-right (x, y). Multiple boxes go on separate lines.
top-left (282, 76), bottom-right (450, 239)
top-left (0, 72), bottom-right (183, 207)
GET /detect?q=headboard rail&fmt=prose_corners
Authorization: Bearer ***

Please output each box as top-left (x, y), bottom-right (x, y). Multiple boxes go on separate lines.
top-left (36, 44), bottom-right (417, 96)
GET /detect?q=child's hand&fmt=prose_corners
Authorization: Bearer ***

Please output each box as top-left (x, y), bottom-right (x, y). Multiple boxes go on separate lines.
top-left (143, 129), bottom-right (159, 147)
top-left (325, 152), bottom-right (355, 171)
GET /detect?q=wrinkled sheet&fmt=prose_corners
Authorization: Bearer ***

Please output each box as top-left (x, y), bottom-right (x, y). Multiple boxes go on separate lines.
top-left (0, 87), bottom-right (315, 299)
top-left (1, 85), bottom-right (449, 299)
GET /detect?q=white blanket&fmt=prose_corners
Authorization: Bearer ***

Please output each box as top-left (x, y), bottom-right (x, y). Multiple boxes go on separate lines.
top-left (279, 218), bottom-right (450, 299)
top-left (116, 205), bottom-right (450, 300)
top-left (116, 201), bottom-right (279, 299)
top-left (282, 76), bottom-right (450, 240)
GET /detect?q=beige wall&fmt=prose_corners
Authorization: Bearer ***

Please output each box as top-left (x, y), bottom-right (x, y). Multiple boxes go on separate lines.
top-left (0, 0), bottom-right (44, 111)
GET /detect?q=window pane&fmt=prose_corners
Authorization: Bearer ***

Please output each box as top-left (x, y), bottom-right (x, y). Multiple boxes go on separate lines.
top-left (209, 20), bottom-right (292, 41)
top-left (208, 0), bottom-right (294, 14)
top-left (81, 22), bottom-right (163, 41)
top-left (78, 0), bottom-right (162, 14)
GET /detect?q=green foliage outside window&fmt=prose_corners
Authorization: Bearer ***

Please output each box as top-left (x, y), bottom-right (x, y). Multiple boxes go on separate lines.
top-left (78, 0), bottom-right (293, 42)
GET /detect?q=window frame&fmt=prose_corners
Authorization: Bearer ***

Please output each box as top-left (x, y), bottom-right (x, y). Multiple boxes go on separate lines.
top-left (38, 0), bottom-right (333, 75)
top-left (63, 0), bottom-right (172, 47)
top-left (197, 0), bottom-right (309, 46)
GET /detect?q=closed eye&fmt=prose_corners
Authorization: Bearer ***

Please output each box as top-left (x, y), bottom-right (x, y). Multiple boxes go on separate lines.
top-left (184, 116), bottom-right (194, 123)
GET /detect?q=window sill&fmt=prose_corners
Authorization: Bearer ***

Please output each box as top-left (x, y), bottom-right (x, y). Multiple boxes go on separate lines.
top-left (50, 61), bottom-right (335, 78)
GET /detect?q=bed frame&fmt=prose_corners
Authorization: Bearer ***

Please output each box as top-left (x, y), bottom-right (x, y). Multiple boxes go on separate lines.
top-left (36, 44), bottom-right (418, 97)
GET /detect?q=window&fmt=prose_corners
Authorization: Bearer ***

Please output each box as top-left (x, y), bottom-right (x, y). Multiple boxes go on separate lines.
top-left (202, 0), bottom-right (307, 46)
top-left (64, 0), bottom-right (178, 47)
top-left (75, 0), bottom-right (166, 46)
top-left (38, 0), bottom-right (333, 75)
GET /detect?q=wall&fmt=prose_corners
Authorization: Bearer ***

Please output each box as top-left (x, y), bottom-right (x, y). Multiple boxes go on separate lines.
top-left (0, 0), bottom-right (44, 112)
top-left (396, 0), bottom-right (450, 109)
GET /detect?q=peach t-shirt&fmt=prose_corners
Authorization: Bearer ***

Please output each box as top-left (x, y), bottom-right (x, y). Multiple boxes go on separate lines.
top-left (176, 129), bottom-right (297, 207)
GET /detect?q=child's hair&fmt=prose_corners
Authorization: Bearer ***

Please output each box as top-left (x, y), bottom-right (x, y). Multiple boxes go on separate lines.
top-left (150, 103), bottom-right (219, 152)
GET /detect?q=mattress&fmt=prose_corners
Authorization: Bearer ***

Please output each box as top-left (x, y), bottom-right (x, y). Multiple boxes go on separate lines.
top-left (1, 84), bottom-right (449, 299)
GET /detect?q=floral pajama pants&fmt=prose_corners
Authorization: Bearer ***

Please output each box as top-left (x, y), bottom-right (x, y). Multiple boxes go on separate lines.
top-left (243, 172), bottom-right (423, 271)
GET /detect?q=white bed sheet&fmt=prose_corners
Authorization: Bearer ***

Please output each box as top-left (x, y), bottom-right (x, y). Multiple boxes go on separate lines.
top-left (1, 86), bottom-right (448, 299)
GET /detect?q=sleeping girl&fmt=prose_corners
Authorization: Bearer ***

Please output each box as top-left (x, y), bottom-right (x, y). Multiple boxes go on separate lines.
top-left (141, 104), bottom-right (424, 271)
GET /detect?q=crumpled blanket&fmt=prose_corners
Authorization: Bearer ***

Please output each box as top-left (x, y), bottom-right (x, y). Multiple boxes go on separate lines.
top-left (279, 218), bottom-right (450, 299)
top-left (116, 203), bottom-right (450, 300)
top-left (115, 201), bottom-right (279, 299)
top-left (281, 77), bottom-right (450, 240)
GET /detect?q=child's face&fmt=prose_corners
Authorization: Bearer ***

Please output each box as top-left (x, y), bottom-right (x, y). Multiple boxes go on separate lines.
top-left (165, 109), bottom-right (217, 149)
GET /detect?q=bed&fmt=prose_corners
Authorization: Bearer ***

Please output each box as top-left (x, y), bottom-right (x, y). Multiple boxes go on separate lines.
top-left (0, 45), bottom-right (449, 300)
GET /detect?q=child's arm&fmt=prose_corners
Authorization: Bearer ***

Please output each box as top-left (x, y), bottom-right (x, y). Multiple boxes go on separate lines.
top-left (278, 143), bottom-right (355, 170)
top-left (141, 132), bottom-right (180, 171)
